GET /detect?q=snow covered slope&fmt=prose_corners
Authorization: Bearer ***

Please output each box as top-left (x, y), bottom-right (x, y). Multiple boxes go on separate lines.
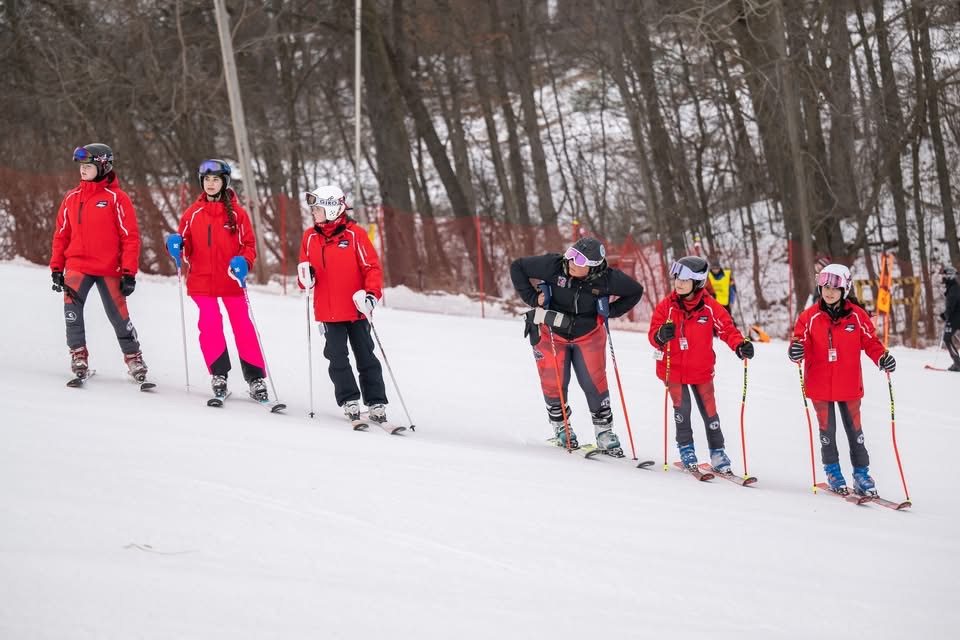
top-left (0, 261), bottom-right (955, 639)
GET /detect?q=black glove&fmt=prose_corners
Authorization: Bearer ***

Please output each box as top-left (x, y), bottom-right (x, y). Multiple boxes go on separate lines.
top-left (736, 341), bottom-right (754, 360)
top-left (120, 274), bottom-right (136, 297)
top-left (788, 341), bottom-right (804, 362)
top-left (51, 271), bottom-right (65, 292)
top-left (654, 322), bottom-right (676, 347)
top-left (878, 351), bottom-right (896, 372)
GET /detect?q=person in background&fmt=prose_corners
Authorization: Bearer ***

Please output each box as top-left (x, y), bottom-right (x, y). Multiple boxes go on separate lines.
top-left (707, 258), bottom-right (736, 316)
top-left (298, 185), bottom-right (390, 425)
top-left (648, 256), bottom-right (754, 475)
top-left (171, 159), bottom-right (269, 403)
top-left (510, 237), bottom-right (644, 456)
top-left (788, 263), bottom-right (895, 497)
top-left (49, 143), bottom-right (148, 383)
top-left (939, 265), bottom-right (960, 372)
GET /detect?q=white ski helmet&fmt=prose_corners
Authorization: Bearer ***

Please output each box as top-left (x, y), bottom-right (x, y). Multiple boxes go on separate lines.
top-left (305, 185), bottom-right (348, 222)
top-left (817, 263), bottom-right (852, 298)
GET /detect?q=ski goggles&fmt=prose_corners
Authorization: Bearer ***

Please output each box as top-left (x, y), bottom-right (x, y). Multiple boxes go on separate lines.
top-left (564, 247), bottom-right (604, 268)
top-left (669, 262), bottom-right (707, 281)
top-left (198, 159), bottom-right (231, 176)
top-left (305, 192), bottom-right (344, 208)
top-left (816, 271), bottom-right (848, 289)
top-left (73, 147), bottom-right (109, 164)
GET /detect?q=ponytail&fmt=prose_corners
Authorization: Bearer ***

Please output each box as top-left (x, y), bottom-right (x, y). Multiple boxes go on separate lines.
top-left (223, 187), bottom-right (238, 234)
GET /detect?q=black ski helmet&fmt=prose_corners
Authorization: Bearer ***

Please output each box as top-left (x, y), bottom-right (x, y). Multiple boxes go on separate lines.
top-left (564, 237), bottom-right (607, 278)
top-left (670, 255), bottom-right (709, 289)
top-left (73, 143), bottom-right (114, 180)
top-left (941, 265), bottom-right (958, 285)
top-left (198, 159), bottom-right (232, 191)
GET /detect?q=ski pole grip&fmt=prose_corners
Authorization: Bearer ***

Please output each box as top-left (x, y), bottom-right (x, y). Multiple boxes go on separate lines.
top-left (166, 234), bottom-right (183, 268)
top-left (537, 282), bottom-right (552, 309)
top-left (597, 295), bottom-right (610, 319)
top-left (228, 256), bottom-right (249, 289)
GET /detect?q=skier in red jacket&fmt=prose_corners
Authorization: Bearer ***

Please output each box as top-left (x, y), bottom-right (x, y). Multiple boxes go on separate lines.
top-left (49, 143), bottom-right (148, 383)
top-left (648, 256), bottom-right (754, 474)
top-left (174, 159), bottom-right (268, 402)
top-left (789, 263), bottom-right (895, 497)
top-left (297, 185), bottom-right (388, 425)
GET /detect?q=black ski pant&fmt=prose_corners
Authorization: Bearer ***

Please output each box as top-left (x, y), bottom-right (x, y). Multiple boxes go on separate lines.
top-left (63, 272), bottom-right (140, 354)
top-left (322, 319), bottom-right (387, 407)
top-left (668, 381), bottom-right (724, 450)
top-left (812, 399), bottom-right (869, 468)
top-left (946, 329), bottom-right (960, 367)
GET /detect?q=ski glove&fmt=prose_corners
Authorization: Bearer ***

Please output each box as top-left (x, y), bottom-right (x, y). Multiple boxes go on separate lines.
top-left (166, 234), bottom-right (183, 268)
top-left (51, 271), bottom-right (65, 292)
top-left (878, 351), bottom-right (896, 372)
top-left (120, 274), bottom-right (136, 297)
top-left (788, 341), bottom-right (804, 362)
top-left (654, 322), bottom-right (676, 346)
top-left (352, 289), bottom-right (378, 315)
top-left (735, 341), bottom-right (754, 360)
top-left (297, 261), bottom-right (315, 289)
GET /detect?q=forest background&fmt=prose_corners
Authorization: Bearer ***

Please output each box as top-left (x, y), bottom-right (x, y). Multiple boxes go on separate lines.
top-left (1, 0), bottom-right (959, 342)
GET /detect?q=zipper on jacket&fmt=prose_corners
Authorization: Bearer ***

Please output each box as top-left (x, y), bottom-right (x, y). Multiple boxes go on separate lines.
top-left (78, 201), bottom-right (84, 224)
top-left (207, 224), bottom-right (212, 247)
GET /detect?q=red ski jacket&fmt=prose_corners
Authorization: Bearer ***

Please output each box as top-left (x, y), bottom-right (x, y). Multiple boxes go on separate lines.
top-left (648, 289), bottom-right (744, 384)
top-left (299, 220), bottom-right (383, 323)
top-left (177, 191), bottom-right (256, 298)
top-left (791, 300), bottom-right (886, 401)
top-left (50, 174), bottom-right (140, 277)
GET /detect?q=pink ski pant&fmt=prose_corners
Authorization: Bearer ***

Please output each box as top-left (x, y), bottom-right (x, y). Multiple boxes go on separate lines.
top-left (191, 295), bottom-right (265, 373)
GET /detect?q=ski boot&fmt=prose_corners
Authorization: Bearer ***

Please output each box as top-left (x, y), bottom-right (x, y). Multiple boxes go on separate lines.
top-left (592, 407), bottom-right (624, 457)
top-left (709, 448), bottom-right (732, 475)
top-left (949, 363), bottom-right (960, 372)
top-left (678, 443), bottom-right (698, 471)
top-left (824, 463), bottom-right (849, 495)
top-left (248, 378), bottom-right (269, 402)
top-left (70, 346), bottom-right (89, 378)
top-left (211, 375), bottom-right (228, 399)
top-left (852, 466), bottom-right (878, 498)
top-left (548, 403), bottom-right (578, 449)
top-left (343, 399), bottom-right (361, 422)
top-left (367, 403), bottom-right (388, 424)
top-left (124, 351), bottom-right (148, 382)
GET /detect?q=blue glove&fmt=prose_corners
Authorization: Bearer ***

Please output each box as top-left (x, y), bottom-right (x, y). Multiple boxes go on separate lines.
top-left (596, 296), bottom-right (610, 319)
top-left (228, 256), bottom-right (250, 288)
top-left (166, 234), bottom-right (183, 268)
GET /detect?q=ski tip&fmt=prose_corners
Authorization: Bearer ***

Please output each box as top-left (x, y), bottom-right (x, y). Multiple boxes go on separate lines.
top-left (269, 403), bottom-right (287, 413)
top-left (140, 382), bottom-right (157, 391)
top-left (390, 426), bottom-right (407, 435)
top-left (636, 460), bottom-right (656, 469)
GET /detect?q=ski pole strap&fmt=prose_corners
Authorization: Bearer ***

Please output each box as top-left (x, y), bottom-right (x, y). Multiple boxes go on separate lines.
top-left (537, 282), bottom-right (552, 308)
top-left (531, 307), bottom-right (572, 331)
top-left (228, 256), bottom-right (249, 289)
top-left (166, 234), bottom-right (183, 268)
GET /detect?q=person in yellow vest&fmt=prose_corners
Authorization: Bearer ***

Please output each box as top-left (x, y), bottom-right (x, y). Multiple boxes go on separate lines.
top-left (708, 260), bottom-right (736, 315)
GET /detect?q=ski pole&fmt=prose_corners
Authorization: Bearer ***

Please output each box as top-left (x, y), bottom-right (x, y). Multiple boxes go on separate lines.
top-left (597, 297), bottom-right (637, 460)
top-left (366, 312), bottom-right (416, 431)
top-left (306, 292), bottom-right (315, 418)
top-left (229, 257), bottom-right (280, 403)
top-left (166, 234), bottom-right (190, 391)
top-left (797, 362), bottom-right (818, 492)
top-left (662, 319), bottom-right (673, 470)
top-left (739, 345), bottom-right (749, 478)
top-left (539, 283), bottom-right (573, 452)
top-left (886, 371), bottom-right (911, 503)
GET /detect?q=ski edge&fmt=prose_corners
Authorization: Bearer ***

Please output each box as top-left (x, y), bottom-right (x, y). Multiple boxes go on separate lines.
top-left (814, 482), bottom-right (872, 505)
top-left (697, 463), bottom-right (757, 486)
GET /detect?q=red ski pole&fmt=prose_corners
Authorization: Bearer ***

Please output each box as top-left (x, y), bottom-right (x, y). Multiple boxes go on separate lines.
top-left (797, 362), bottom-right (818, 493)
top-left (597, 298), bottom-right (637, 460)
top-left (886, 372), bottom-right (912, 503)
top-left (540, 283), bottom-right (573, 452)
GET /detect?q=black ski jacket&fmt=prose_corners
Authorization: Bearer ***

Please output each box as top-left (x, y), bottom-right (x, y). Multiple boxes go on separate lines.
top-left (510, 253), bottom-right (644, 340)
top-left (945, 280), bottom-right (960, 330)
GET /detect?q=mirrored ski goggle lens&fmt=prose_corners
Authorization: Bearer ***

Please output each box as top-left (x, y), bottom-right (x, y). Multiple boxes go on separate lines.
top-left (669, 262), bottom-right (707, 281)
top-left (564, 247), bottom-right (602, 267)
top-left (199, 160), bottom-right (229, 175)
top-left (817, 272), bottom-right (846, 289)
top-left (73, 147), bottom-right (92, 163)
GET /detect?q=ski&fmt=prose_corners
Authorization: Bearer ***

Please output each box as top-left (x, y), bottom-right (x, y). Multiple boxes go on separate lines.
top-left (349, 418), bottom-right (370, 431)
top-left (131, 374), bottom-right (156, 391)
top-left (924, 364), bottom-right (957, 372)
top-left (673, 461), bottom-right (714, 481)
top-left (815, 482), bottom-right (873, 505)
top-left (870, 496), bottom-right (912, 511)
top-left (698, 463), bottom-right (757, 486)
top-left (66, 369), bottom-right (96, 387)
top-left (249, 396), bottom-right (286, 413)
top-left (207, 390), bottom-right (232, 407)
top-left (546, 438), bottom-right (596, 458)
top-left (350, 417), bottom-right (405, 434)
top-left (636, 460), bottom-right (657, 469)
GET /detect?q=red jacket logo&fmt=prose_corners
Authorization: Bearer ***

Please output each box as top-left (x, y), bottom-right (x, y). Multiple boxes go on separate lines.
top-left (844, 324), bottom-right (855, 332)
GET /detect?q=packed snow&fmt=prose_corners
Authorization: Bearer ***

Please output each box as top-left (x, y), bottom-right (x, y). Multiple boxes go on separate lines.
top-left (0, 260), bottom-right (955, 639)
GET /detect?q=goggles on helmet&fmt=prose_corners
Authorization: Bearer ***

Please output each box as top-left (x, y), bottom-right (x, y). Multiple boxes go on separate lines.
top-left (305, 192), bottom-right (344, 208)
top-left (73, 147), bottom-right (110, 164)
top-left (669, 262), bottom-right (707, 281)
top-left (564, 247), bottom-right (604, 268)
top-left (199, 159), bottom-right (231, 175)
top-left (816, 271), bottom-right (848, 289)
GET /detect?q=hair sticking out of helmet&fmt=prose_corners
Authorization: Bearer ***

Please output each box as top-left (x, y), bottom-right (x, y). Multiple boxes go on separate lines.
top-left (197, 159), bottom-right (232, 191)
top-left (73, 143), bottom-right (114, 180)
top-left (816, 263), bottom-right (852, 298)
top-left (670, 256), bottom-right (709, 289)
top-left (306, 185), bottom-right (348, 222)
